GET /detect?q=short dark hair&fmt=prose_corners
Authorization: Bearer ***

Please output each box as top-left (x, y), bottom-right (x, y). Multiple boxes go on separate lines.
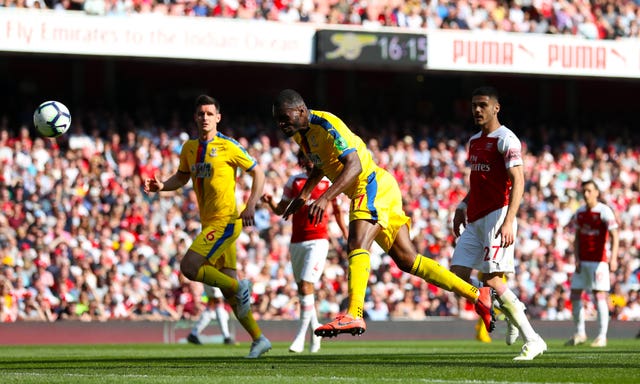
top-left (582, 179), bottom-right (599, 192)
top-left (274, 89), bottom-right (305, 109)
top-left (194, 94), bottom-right (220, 112)
top-left (472, 86), bottom-right (499, 102)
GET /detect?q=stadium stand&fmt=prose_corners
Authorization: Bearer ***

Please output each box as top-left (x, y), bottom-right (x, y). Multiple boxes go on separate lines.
top-left (0, 101), bottom-right (638, 324)
top-left (4, 0), bottom-right (640, 39)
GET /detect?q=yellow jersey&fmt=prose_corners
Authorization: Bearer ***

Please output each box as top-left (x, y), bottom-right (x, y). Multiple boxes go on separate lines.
top-left (178, 132), bottom-right (257, 225)
top-left (293, 110), bottom-right (377, 199)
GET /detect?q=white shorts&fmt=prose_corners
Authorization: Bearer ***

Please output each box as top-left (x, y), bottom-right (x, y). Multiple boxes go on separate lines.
top-left (204, 285), bottom-right (224, 299)
top-left (570, 261), bottom-right (611, 292)
top-left (452, 207), bottom-right (515, 274)
top-left (289, 239), bottom-right (329, 284)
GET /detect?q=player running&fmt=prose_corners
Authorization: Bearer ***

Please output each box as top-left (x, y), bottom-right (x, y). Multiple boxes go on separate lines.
top-left (272, 89), bottom-right (494, 339)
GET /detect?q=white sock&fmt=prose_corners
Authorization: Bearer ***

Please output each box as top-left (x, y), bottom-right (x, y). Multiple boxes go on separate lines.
top-left (499, 289), bottom-right (538, 342)
top-left (571, 299), bottom-right (586, 336)
top-left (310, 300), bottom-right (320, 330)
top-left (293, 294), bottom-right (315, 345)
top-left (596, 298), bottom-right (609, 339)
top-left (192, 309), bottom-right (213, 336)
top-left (215, 305), bottom-right (231, 339)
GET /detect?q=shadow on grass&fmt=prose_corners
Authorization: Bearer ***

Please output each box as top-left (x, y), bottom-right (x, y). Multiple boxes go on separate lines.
top-left (3, 350), bottom-right (637, 371)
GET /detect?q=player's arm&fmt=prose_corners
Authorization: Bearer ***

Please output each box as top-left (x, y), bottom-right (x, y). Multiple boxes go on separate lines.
top-left (497, 164), bottom-right (524, 247)
top-left (307, 151), bottom-right (361, 225)
top-left (144, 171), bottom-right (190, 193)
top-left (261, 193), bottom-right (290, 215)
top-left (282, 166), bottom-right (325, 220)
top-left (609, 226), bottom-right (619, 273)
top-left (299, 166), bottom-right (324, 197)
top-left (453, 193), bottom-right (469, 237)
top-left (239, 164), bottom-right (265, 227)
top-left (573, 220), bottom-right (581, 273)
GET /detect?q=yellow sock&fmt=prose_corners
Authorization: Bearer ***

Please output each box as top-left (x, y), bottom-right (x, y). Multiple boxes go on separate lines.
top-left (236, 309), bottom-right (262, 340)
top-left (410, 254), bottom-right (479, 301)
top-left (475, 317), bottom-right (492, 343)
top-left (347, 249), bottom-right (370, 319)
top-left (195, 263), bottom-right (238, 294)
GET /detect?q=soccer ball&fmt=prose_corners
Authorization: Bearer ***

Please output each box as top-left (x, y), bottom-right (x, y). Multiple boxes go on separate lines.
top-left (33, 101), bottom-right (71, 138)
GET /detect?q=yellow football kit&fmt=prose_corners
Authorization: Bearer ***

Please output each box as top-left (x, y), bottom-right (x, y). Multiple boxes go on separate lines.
top-left (178, 132), bottom-right (257, 265)
top-left (293, 110), bottom-right (409, 251)
top-left (295, 111), bottom-right (481, 323)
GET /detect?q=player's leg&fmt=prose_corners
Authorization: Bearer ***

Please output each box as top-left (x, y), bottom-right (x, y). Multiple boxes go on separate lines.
top-left (590, 261), bottom-right (612, 347)
top-left (220, 264), bottom-right (271, 357)
top-left (189, 218), bottom-right (270, 357)
top-left (188, 303), bottom-right (212, 345)
top-left (485, 273), bottom-right (545, 359)
top-left (385, 225), bottom-right (492, 331)
top-left (473, 272), bottom-right (494, 343)
top-left (449, 222), bottom-right (496, 333)
top-left (566, 263), bottom-right (589, 346)
top-left (487, 273), bottom-right (519, 345)
top-left (290, 240), bottom-right (328, 352)
top-left (209, 286), bottom-right (233, 344)
top-left (591, 290), bottom-right (609, 347)
top-left (475, 317), bottom-right (492, 343)
top-left (475, 209), bottom-right (545, 359)
top-left (181, 221), bottom-right (244, 302)
top-left (315, 219), bottom-right (378, 338)
top-left (218, 259), bottom-right (271, 357)
top-left (566, 288), bottom-right (587, 345)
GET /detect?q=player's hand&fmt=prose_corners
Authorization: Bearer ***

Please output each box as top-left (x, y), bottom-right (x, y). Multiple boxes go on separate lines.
top-left (307, 197), bottom-right (329, 226)
top-left (261, 193), bottom-right (273, 204)
top-left (452, 208), bottom-right (467, 237)
top-left (144, 175), bottom-right (163, 193)
top-left (283, 197), bottom-right (306, 220)
top-left (610, 258), bottom-right (618, 274)
top-left (240, 205), bottom-right (256, 227)
top-left (496, 221), bottom-right (514, 248)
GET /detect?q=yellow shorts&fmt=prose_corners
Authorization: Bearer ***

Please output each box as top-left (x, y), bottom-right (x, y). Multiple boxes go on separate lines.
top-left (349, 168), bottom-right (410, 252)
top-left (190, 217), bottom-right (242, 270)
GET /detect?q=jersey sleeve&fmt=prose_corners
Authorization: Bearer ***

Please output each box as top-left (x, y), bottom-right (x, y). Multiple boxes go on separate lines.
top-left (309, 111), bottom-right (355, 161)
top-left (601, 205), bottom-right (619, 230)
top-left (497, 130), bottom-right (523, 169)
top-left (178, 140), bottom-right (193, 174)
top-left (282, 175), bottom-right (297, 201)
top-left (227, 138), bottom-right (257, 172)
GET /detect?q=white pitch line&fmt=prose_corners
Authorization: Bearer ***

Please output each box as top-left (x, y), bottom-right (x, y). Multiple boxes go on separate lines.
top-left (3, 372), bottom-right (585, 384)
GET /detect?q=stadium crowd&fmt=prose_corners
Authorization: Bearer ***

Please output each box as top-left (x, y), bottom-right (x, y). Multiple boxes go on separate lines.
top-left (0, 108), bottom-right (639, 326)
top-left (3, 0), bottom-right (640, 40)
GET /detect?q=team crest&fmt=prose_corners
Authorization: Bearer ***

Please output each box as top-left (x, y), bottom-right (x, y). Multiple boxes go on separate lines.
top-left (335, 137), bottom-right (347, 151)
top-left (209, 147), bottom-right (217, 157)
top-left (309, 134), bottom-right (318, 147)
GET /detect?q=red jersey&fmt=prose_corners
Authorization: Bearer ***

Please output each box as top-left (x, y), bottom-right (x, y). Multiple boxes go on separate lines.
top-left (466, 126), bottom-right (523, 223)
top-left (573, 202), bottom-right (618, 262)
top-left (283, 173), bottom-right (331, 243)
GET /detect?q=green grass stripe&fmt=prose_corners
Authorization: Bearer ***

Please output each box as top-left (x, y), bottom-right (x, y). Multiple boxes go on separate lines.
top-left (0, 339), bottom-right (638, 383)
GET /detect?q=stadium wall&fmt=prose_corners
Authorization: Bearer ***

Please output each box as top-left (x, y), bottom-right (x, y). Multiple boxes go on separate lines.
top-left (0, 320), bottom-right (637, 345)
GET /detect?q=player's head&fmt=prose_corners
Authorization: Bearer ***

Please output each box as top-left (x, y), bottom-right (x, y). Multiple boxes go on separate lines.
top-left (273, 89), bottom-right (309, 137)
top-left (471, 86), bottom-right (500, 129)
top-left (297, 150), bottom-right (313, 173)
top-left (195, 94), bottom-right (220, 111)
top-left (581, 179), bottom-right (600, 207)
top-left (194, 94), bottom-right (221, 135)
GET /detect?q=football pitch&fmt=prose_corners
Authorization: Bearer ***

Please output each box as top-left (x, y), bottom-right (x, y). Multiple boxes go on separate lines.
top-left (1, 339), bottom-right (638, 384)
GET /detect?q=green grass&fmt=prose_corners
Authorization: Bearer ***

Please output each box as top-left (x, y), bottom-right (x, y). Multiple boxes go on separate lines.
top-left (1, 339), bottom-right (638, 384)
